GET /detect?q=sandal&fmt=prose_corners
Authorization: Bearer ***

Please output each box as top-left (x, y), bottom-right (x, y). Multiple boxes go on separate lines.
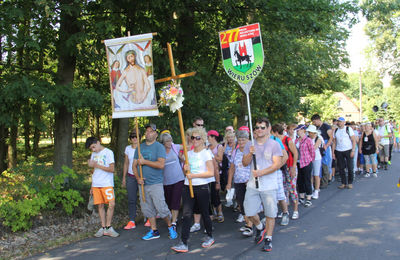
top-left (217, 214), bottom-right (224, 223)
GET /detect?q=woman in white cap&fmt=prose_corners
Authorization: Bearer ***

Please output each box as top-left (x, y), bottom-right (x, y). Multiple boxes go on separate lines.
top-left (306, 125), bottom-right (323, 200)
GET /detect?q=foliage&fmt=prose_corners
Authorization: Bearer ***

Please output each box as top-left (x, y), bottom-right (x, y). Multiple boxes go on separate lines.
top-left (0, 158), bottom-right (84, 231)
top-left (362, 0), bottom-right (400, 85)
top-left (300, 91), bottom-right (340, 122)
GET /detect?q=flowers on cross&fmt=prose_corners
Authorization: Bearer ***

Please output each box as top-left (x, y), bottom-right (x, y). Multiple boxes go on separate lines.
top-left (159, 80), bottom-right (184, 113)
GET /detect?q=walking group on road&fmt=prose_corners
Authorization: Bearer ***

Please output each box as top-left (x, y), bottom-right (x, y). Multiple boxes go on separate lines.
top-left (85, 113), bottom-right (398, 253)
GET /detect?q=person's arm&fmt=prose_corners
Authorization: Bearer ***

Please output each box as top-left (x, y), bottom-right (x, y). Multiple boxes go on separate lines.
top-left (373, 132), bottom-right (380, 154)
top-left (308, 138), bottom-right (315, 160)
top-left (280, 149), bottom-right (288, 168)
top-left (88, 160), bottom-right (114, 173)
top-left (332, 136), bottom-right (336, 160)
top-left (226, 164), bottom-right (236, 190)
top-left (122, 154), bottom-right (129, 187)
top-left (214, 145), bottom-right (224, 163)
top-left (350, 135), bottom-right (356, 158)
top-left (252, 155), bottom-right (281, 177)
top-left (115, 69), bottom-right (127, 89)
top-left (358, 134), bottom-right (363, 152)
top-left (242, 145), bottom-right (254, 166)
top-left (314, 138), bottom-right (322, 150)
top-left (288, 140), bottom-right (298, 178)
top-left (213, 158), bottom-right (221, 190)
top-left (325, 129), bottom-right (333, 149)
top-left (186, 160), bottom-right (214, 179)
top-left (138, 156), bottom-right (165, 169)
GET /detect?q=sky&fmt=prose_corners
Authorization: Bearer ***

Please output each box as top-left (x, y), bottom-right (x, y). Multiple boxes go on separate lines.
top-left (345, 14), bottom-right (391, 87)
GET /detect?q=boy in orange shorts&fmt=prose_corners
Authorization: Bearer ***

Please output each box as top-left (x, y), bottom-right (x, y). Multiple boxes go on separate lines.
top-left (86, 137), bottom-right (119, 237)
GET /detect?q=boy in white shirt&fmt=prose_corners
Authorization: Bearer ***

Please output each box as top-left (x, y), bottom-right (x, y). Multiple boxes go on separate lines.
top-left (86, 137), bottom-right (119, 238)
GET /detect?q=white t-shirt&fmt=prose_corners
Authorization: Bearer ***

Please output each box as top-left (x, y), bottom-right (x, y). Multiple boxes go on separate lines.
top-left (334, 127), bottom-right (354, 152)
top-left (312, 135), bottom-right (323, 161)
top-left (186, 148), bottom-right (213, 186)
top-left (377, 125), bottom-right (391, 145)
top-left (91, 148), bottom-right (115, 187)
top-left (124, 145), bottom-right (136, 175)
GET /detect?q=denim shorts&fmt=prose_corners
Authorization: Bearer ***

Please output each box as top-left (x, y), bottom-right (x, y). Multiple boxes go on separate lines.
top-left (244, 187), bottom-right (277, 218)
top-left (364, 154), bottom-right (377, 165)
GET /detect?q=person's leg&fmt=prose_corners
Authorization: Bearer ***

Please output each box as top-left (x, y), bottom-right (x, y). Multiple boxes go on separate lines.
top-left (169, 180), bottom-right (184, 224)
top-left (181, 185), bottom-right (195, 245)
top-left (98, 203), bottom-right (106, 227)
top-left (197, 185), bottom-right (213, 236)
top-left (127, 176), bottom-right (138, 222)
top-left (297, 166), bottom-right (306, 198)
top-left (313, 159), bottom-right (321, 191)
top-left (139, 185), bottom-right (158, 231)
top-left (106, 200), bottom-right (115, 227)
top-left (336, 151), bottom-right (346, 185)
top-left (345, 150), bottom-right (354, 185)
top-left (304, 163), bottom-right (313, 200)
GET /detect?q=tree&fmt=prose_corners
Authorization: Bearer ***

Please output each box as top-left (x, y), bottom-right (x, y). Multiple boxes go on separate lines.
top-left (362, 0), bottom-right (400, 85)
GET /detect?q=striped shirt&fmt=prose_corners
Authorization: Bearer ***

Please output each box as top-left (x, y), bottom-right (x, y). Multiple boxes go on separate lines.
top-left (296, 136), bottom-right (315, 168)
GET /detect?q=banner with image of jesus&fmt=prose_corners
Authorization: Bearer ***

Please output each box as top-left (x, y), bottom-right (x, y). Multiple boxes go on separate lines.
top-left (104, 33), bottom-right (159, 118)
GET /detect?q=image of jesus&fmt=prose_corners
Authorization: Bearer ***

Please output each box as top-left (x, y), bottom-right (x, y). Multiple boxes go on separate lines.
top-left (115, 50), bottom-right (151, 104)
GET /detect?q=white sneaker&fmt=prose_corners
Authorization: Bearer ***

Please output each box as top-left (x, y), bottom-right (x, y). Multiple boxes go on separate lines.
top-left (104, 226), bottom-right (119, 237)
top-left (372, 173), bottom-right (378, 178)
top-left (94, 227), bottom-right (104, 237)
top-left (312, 190), bottom-right (319, 200)
top-left (365, 173), bottom-right (370, 178)
top-left (190, 223), bottom-right (201, 233)
top-left (235, 214), bottom-right (245, 223)
top-left (292, 211), bottom-right (299, 220)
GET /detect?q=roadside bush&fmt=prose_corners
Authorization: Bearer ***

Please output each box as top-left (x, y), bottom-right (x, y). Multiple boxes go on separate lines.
top-left (0, 157), bottom-right (84, 232)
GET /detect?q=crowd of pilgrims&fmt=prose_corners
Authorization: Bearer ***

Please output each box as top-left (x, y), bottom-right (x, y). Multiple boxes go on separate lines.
top-left (85, 114), bottom-right (398, 253)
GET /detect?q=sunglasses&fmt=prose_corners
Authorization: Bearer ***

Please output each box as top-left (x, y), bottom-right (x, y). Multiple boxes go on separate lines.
top-left (196, 123), bottom-right (204, 127)
top-left (129, 135), bottom-right (137, 139)
top-left (191, 136), bottom-right (202, 140)
top-left (254, 126), bottom-right (266, 130)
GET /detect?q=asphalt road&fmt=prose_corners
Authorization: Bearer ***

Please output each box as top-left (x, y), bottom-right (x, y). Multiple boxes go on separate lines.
top-left (30, 153), bottom-right (400, 260)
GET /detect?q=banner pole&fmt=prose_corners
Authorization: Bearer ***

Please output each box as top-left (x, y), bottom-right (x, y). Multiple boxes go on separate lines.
top-left (177, 109), bottom-right (194, 198)
top-left (135, 117), bottom-right (146, 202)
top-left (245, 91), bottom-right (259, 189)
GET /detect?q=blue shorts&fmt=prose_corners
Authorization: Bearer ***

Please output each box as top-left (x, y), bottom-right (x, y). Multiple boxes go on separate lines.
top-left (359, 153), bottom-right (365, 165)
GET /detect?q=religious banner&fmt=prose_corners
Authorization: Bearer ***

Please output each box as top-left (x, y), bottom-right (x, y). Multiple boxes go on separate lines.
top-left (219, 23), bottom-right (264, 189)
top-left (219, 23), bottom-right (264, 93)
top-left (104, 33), bottom-right (159, 118)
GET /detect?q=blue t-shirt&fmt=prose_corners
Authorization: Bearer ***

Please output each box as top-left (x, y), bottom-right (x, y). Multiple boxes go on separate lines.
top-left (271, 136), bottom-right (285, 149)
top-left (134, 141), bottom-right (166, 185)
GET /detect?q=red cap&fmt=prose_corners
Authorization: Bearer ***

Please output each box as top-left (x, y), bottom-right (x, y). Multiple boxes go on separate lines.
top-left (207, 130), bottom-right (219, 137)
top-left (238, 126), bottom-right (250, 133)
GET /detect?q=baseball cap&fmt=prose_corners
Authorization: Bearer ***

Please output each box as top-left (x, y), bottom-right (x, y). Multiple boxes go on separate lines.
top-left (337, 117), bottom-right (346, 122)
top-left (207, 130), bottom-right (219, 137)
top-left (294, 124), bottom-right (307, 131)
top-left (238, 126), bottom-right (250, 133)
top-left (145, 123), bottom-right (157, 131)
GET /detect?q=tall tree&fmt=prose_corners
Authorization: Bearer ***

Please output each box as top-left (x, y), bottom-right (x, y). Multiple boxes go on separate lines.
top-left (53, 0), bottom-right (81, 172)
top-left (362, 0), bottom-right (400, 85)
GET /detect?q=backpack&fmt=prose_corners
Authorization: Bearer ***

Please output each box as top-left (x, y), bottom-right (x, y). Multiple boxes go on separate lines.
top-left (334, 126), bottom-right (350, 138)
top-left (314, 136), bottom-right (325, 157)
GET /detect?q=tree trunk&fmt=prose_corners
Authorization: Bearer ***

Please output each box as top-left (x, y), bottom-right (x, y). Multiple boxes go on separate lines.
top-left (0, 126), bottom-right (8, 172)
top-left (23, 103), bottom-right (31, 159)
top-left (53, 106), bottom-right (73, 172)
top-left (32, 102), bottom-right (42, 155)
top-left (7, 124), bottom-right (18, 169)
top-left (53, 0), bottom-right (80, 173)
top-left (115, 118), bottom-right (129, 178)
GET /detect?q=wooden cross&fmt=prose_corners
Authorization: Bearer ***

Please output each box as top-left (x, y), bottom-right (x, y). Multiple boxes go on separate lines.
top-left (155, 43), bottom-right (196, 198)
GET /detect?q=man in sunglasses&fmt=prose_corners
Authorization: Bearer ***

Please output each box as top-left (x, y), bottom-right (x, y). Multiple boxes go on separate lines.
top-left (133, 123), bottom-right (178, 241)
top-left (242, 117), bottom-right (282, 252)
top-left (192, 116), bottom-right (205, 129)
